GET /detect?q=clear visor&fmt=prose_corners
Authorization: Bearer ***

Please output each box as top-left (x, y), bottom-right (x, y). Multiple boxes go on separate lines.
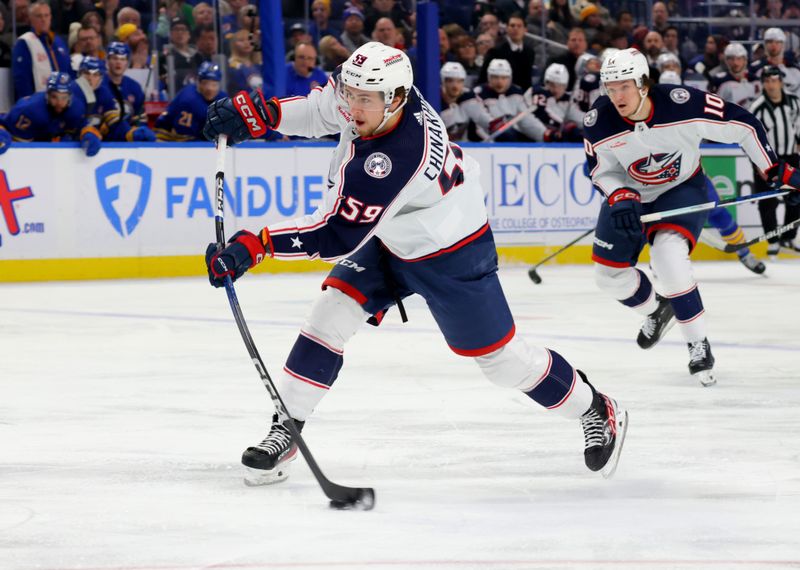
top-left (336, 81), bottom-right (388, 113)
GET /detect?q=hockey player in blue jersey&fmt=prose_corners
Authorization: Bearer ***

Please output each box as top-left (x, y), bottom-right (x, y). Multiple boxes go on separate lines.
top-left (583, 48), bottom-right (800, 386)
top-left (71, 56), bottom-right (124, 156)
top-left (0, 71), bottom-right (99, 156)
top-left (202, 42), bottom-right (628, 485)
top-left (155, 61), bottom-right (226, 142)
top-left (103, 42), bottom-right (156, 142)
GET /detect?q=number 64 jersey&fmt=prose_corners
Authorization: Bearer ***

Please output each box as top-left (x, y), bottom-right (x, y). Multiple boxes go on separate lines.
top-left (263, 72), bottom-right (487, 262)
top-left (583, 84), bottom-right (778, 203)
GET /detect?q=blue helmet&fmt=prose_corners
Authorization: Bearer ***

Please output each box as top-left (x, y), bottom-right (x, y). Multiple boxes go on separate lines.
top-left (107, 41), bottom-right (130, 58)
top-left (197, 61), bottom-right (222, 82)
top-left (46, 71), bottom-right (73, 93)
top-left (79, 56), bottom-right (107, 74)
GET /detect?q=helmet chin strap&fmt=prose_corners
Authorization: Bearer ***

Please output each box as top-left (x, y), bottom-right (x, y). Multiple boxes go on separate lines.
top-left (632, 86), bottom-right (649, 118)
top-left (372, 95), bottom-right (407, 134)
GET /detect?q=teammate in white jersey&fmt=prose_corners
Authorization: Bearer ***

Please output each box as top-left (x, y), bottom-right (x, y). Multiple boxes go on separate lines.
top-left (202, 43), bottom-right (628, 484)
top-left (583, 48), bottom-right (800, 386)
top-left (710, 43), bottom-right (760, 109)
top-left (438, 61), bottom-right (487, 142)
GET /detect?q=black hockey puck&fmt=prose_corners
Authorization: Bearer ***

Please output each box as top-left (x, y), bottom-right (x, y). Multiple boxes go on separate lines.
top-left (329, 488), bottom-right (375, 511)
top-left (528, 268), bottom-right (542, 284)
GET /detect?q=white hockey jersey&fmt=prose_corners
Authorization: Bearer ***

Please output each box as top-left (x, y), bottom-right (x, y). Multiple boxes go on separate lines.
top-left (583, 84), bottom-right (777, 203)
top-left (263, 72), bottom-right (488, 262)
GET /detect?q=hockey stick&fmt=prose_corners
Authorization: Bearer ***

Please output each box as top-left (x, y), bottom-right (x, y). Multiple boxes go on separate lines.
top-left (486, 101), bottom-right (538, 141)
top-left (640, 188), bottom-right (791, 223)
top-left (213, 135), bottom-right (375, 511)
top-left (528, 228), bottom-right (594, 284)
top-left (722, 217), bottom-right (800, 252)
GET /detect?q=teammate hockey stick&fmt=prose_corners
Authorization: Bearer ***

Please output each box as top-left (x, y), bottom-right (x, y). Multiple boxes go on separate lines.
top-left (486, 101), bottom-right (539, 141)
top-left (213, 135), bottom-right (375, 511)
top-left (528, 228), bottom-right (594, 284)
top-left (722, 217), bottom-right (800, 253)
top-left (640, 187), bottom-right (791, 223)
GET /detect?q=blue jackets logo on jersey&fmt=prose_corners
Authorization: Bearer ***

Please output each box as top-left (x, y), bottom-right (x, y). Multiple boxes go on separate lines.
top-left (627, 152), bottom-right (682, 185)
top-left (364, 152), bottom-right (392, 178)
top-left (95, 159), bottom-right (152, 237)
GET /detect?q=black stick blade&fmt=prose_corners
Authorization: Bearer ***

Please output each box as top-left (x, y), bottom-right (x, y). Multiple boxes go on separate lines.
top-left (329, 488), bottom-right (375, 511)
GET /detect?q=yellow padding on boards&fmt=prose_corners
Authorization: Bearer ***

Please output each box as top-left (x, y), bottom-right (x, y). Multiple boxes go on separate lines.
top-left (0, 243), bottom-right (771, 282)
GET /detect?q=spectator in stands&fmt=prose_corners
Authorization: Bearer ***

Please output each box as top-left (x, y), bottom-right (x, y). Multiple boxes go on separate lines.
top-left (221, 0), bottom-right (248, 39)
top-left (372, 17), bottom-right (403, 49)
top-left (651, 1), bottom-right (669, 34)
top-left (103, 41), bottom-right (155, 142)
top-left (96, 0), bottom-right (119, 45)
top-left (578, 5), bottom-right (604, 45)
top-left (454, 36), bottom-right (481, 87)
top-left (340, 7), bottom-right (370, 54)
top-left (192, 24), bottom-right (218, 65)
top-left (318, 34), bottom-right (350, 72)
top-left (364, 0), bottom-right (410, 37)
top-left (192, 3), bottom-right (214, 31)
top-left (309, 0), bottom-right (341, 46)
top-left (615, 9), bottom-right (634, 42)
top-left (478, 13), bottom-right (536, 91)
top-left (80, 11), bottom-right (106, 46)
top-left (128, 29), bottom-right (150, 70)
top-left (477, 12), bottom-right (502, 44)
top-left (547, 0), bottom-right (575, 46)
top-left (689, 34), bottom-right (726, 81)
top-left (156, 61), bottom-right (225, 141)
top-left (228, 28), bottom-right (263, 92)
top-left (662, 26), bottom-right (680, 59)
top-left (643, 30), bottom-right (666, 72)
top-left (607, 27), bottom-right (629, 50)
top-left (475, 33), bottom-right (494, 67)
top-left (0, 71), bottom-right (98, 156)
top-left (117, 7), bottom-right (141, 29)
top-left (159, 17), bottom-right (197, 92)
top-left (0, 5), bottom-right (12, 68)
top-left (12, 1), bottom-right (71, 101)
top-left (51, 0), bottom-right (93, 36)
top-left (71, 24), bottom-right (103, 72)
top-left (546, 27), bottom-right (587, 88)
top-left (526, 0), bottom-right (544, 32)
top-left (238, 4), bottom-right (260, 49)
top-left (285, 42), bottom-right (327, 97)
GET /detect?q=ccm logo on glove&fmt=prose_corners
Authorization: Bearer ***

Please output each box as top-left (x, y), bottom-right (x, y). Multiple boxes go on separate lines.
top-left (608, 189), bottom-right (641, 205)
top-left (233, 92), bottom-right (267, 136)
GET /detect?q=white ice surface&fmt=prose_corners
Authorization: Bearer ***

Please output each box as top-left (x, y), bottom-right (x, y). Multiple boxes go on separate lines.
top-left (1, 261), bottom-right (799, 570)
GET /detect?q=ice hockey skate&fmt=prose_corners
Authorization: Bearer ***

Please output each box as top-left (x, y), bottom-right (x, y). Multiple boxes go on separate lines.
top-left (637, 294), bottom-right (676, 349)
top-left (688, 338), bottom-right (716, 387)
top-left (579, 372), bottom-right (628, 478)
top-left (739, 252), bottom-right (766, 274)
top-left (242, 414), bottom-right (303, 486)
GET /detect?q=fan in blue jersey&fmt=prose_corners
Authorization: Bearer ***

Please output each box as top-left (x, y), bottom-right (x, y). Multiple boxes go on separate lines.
top-left (0, 72), bottom-right (96, 156)
top-left (202, 43), bottom-right (628, 485)
top-left (583, 48), bottom-right (800, 386)
top-left (155, 61), bottom-right (227, 141)
top-left (103, 42), bottom-right (156, 142)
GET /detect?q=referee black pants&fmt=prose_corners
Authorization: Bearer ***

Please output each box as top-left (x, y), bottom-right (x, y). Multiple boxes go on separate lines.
top-left (753, 155), bottom-right (800, 243)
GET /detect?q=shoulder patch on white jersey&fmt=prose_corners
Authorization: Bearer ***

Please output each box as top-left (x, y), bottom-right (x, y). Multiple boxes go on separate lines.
top-left (364, 152), bottom-right (392, 178)
top-left (669, 88), bottom-right (691, 104)
top-left (584, 108), bottom-right (598, 127)
top-left (584, 73), bottom-right (597, 82)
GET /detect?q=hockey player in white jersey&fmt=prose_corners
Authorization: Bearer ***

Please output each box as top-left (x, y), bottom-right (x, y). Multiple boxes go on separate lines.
top-left (438, 61), bottom-right (487, 142)
top-left (202, 43), bottom-right (628, 484)
top-left (473, 58), bottom-right (531, 141)
top-left (521, 63), bottom-right (586, 142)
top-left (572, 53), bottom-right (602, 114)
top-left (710, 43), bottom-right (760, 108)
top-left (583, 48), bottom-right (800, 386)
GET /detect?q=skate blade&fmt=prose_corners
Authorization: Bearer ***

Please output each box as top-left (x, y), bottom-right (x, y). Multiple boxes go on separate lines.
top-left (602, 409), bottom-right (629, 479)
top-left (694, 369), bottom-right (716, 387)
top-left (243, 463), bottom-right (293, 486)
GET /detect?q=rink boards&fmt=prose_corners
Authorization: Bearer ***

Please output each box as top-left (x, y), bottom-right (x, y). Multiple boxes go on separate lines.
top-left (0, 142), bottom-right (766, 281)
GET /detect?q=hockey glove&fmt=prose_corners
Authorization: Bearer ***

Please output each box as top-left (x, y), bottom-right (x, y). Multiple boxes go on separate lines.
top-left (205, 229), bottom-right (270, 287)
top-left (80, 126), bottom-right (102, 157)
top-left (543, 127), bottom-right (562, 142)
top-left (488, 117), bottom-right (505, 134)
top-left (130, 126), bottom-right (156, 142)
top-left (608, 188), bottom-right (643, 236)
top-left (767, 162), bottom-right (800, 206)
top-left (203, 90), bottom-right (280, 145)
top-left (0, 127), bottom-right (11, 155)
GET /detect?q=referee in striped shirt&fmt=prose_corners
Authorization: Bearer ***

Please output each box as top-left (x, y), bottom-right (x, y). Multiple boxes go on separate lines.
top-left (750, 65), bottom-right (800, 255)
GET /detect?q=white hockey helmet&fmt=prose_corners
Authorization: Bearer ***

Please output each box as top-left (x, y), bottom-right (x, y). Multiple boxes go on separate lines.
top-left (600, 48), bottom-right (649, 88)
top-left (724, 42), bottom-right (748, 59)
top-left (656, 52), bottom-right (681, 72)
top-left (658, 70), bottom-right (682, 85)
top-left (764, 27), bottom-right (786, 43)
top-left (339, 41), bottom-right (413, 110)
top-left (440, 61), bottom-right (467, 81)
top-left (601, 47), bottom-right (620, 64)
top-left (486, 58), bottom-right (512, 78)
top-left (544, 63), bottom-right (570, 85)
top-left (575, 52), bottom-right (600, 78)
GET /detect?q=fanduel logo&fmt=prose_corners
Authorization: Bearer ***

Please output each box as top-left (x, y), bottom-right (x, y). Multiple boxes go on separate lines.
top-left (95, 159), bottom-right (152, 237)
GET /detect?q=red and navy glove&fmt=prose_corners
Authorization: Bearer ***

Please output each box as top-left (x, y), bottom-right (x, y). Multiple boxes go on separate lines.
top-left (203, 90), bottom-right (280, 145)
top-left (608, 188), bottom-right (643, 236)
top-left (767, 161), bottom-right (800, 206)
top-left (205, 229), bottom-right (270, 287)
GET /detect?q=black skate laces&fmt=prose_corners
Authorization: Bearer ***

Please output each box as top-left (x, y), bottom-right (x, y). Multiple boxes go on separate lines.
top-left (255, 423), bottom-right (293, 455)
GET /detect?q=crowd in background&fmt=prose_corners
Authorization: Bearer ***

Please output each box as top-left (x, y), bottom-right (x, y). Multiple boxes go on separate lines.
top-left (0, 0), bottom-right (799, 152)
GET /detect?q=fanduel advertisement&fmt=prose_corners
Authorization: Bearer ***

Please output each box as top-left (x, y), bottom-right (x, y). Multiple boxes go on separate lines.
top-left (0, 143), bottom-right (756, 260)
